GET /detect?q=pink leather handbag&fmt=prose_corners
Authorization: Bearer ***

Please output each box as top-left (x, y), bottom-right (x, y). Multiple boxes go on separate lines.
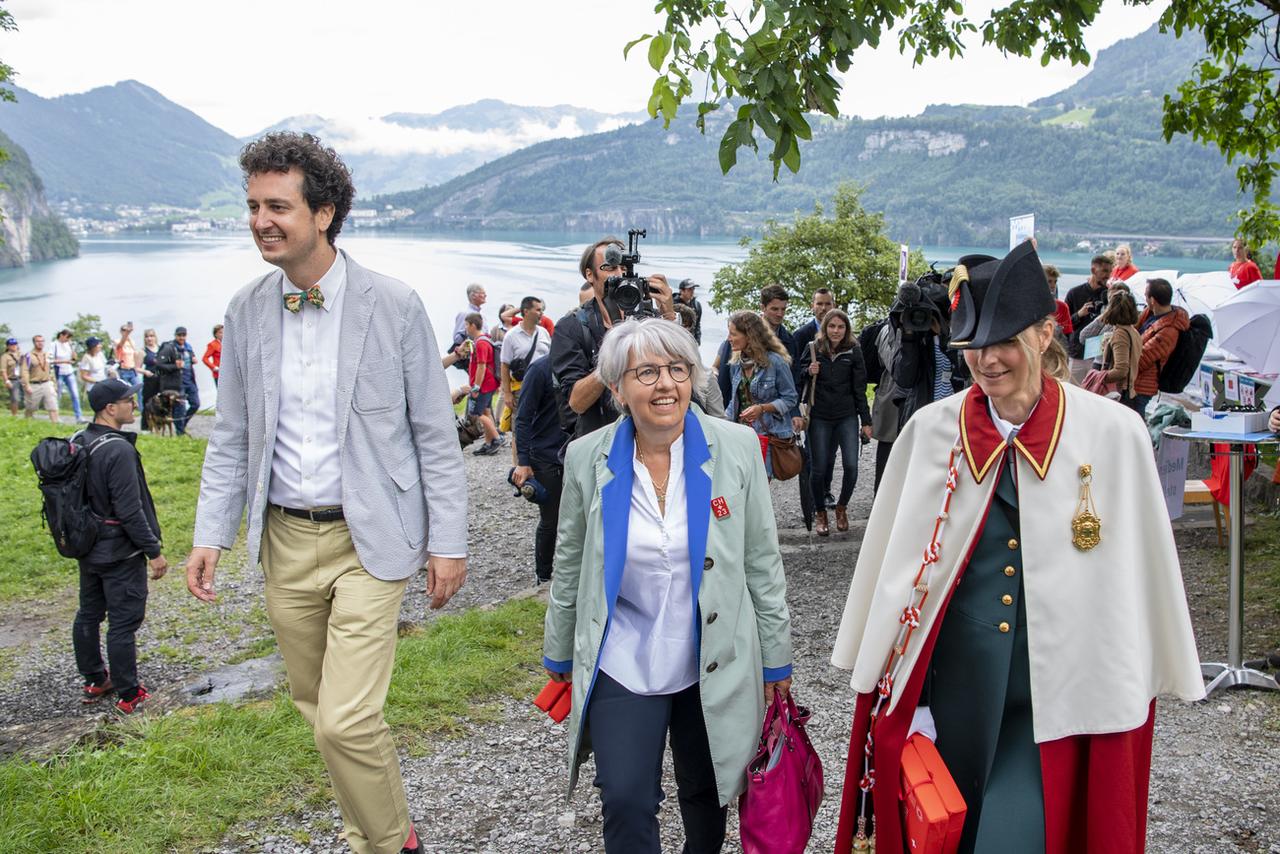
top-left (739, 691), bottom-right (824, 854)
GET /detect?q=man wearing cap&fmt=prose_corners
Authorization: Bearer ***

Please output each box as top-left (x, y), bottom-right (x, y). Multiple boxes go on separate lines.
top-left (2, 337), bottom-right (24, 416)
top-left (187, 132), bottom-right (466, 854)
top-left (674, 278), bottom-right (703, 343)
top-left (173, 327), bottom-right (200, 432)
top-left (831, 241), bottom-right (1202, 853)
top-left (74, 378), bottom-right (169, 714)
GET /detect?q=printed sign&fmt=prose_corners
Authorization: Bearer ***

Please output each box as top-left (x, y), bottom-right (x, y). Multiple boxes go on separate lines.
top-left (1084, 336), bottom-right (1102, 361)
top-left (1009, 214), bottom-right (1035, 250)
top-left (1239, 375), bottom-right (1257, 408)
top-left (1199, 365), bottom-right (1215, 408)
top-left (1156, 439), bottom-right (1189, 520)
top-left (1224, 372), bottom-right (1240, 403)
top-left (899, 244), bottom-right (910, 286)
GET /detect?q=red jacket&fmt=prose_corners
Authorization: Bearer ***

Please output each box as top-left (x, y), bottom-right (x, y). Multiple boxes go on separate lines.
top-left (1134, 306), bottom-right (1189, 395)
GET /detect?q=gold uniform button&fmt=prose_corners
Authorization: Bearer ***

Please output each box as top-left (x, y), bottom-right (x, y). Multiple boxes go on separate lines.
top-left (1001, 594), bottom-right (1013, 606)
top-left (998, 622), bottom-right (1011, 633)
top-left (1007, 538), bottom-right (1019, 550)
top-left (1004, 566), bottom-right (1016, 577)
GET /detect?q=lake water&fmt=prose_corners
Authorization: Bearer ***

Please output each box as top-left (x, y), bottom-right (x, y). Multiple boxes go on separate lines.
top-left (0, 231), bottom-right (1230, 407)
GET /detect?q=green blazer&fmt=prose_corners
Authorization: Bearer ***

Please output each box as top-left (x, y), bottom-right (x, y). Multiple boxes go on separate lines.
top-left (543, 408), bottom-right (792, 805)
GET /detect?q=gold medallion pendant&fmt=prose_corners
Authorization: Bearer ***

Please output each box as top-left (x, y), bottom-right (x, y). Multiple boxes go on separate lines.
top-left (1072, 464), bottom-right (1101, 551)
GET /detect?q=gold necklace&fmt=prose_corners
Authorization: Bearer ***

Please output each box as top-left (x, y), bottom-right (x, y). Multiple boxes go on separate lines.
top-left (636, 446), bottom-right (671, 503)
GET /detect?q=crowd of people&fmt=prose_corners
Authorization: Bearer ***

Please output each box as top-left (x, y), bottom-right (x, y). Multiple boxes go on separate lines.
top-left (3, 323), bottom-right (221, 433)
top-left (26, 130), bottom-right (1265, 854)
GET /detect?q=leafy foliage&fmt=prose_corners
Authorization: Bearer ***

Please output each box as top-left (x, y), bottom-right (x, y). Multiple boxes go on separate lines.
top-left (710, 184), bottom-right (928, 328)
top-left (639, 0), bottom-right (1280, 245)
top-left (63, 313), bottom-right (111, 348)
top-left (1160, 1), bottom-right (1280, 250)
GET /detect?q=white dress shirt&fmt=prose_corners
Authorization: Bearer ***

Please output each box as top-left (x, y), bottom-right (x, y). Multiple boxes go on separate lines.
top-left (598, 436), bottom-right (699, 696)
top-left (268, 252), bottom-right (347, 509)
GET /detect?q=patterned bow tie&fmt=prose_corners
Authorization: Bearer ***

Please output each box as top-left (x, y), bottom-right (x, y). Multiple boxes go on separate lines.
top-left (283, 286), bottom-right (325, 313)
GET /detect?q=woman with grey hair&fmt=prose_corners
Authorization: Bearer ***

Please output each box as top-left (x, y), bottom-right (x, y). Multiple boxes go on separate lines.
top-left (543, 318), bottom-right (793, 854)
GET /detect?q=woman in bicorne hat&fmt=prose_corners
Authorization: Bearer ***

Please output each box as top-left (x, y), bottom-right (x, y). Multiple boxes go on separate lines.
top-left (830, 241), bottom-right (1204, 854)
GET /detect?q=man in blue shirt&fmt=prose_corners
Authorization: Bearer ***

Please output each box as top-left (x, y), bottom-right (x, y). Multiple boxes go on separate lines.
top-left (170, 326), bottom-right (199, 434)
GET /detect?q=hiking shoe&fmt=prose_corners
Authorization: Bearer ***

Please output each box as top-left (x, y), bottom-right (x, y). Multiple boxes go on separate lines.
top-left (473, 440), bottom-right (499, 456)
top-left (82, 674), bottom-right (114, 703)
top-left (114, 685), bottom-right (150, 715)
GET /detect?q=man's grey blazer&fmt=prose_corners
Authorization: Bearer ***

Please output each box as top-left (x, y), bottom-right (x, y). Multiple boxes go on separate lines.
top-left (193, 250), bottom-right (467, 580)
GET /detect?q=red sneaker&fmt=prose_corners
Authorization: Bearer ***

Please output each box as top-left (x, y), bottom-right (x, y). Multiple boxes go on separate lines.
top-left (114, 685), bottom-right (150, 715)
top-left (82, 675), bottom-right (114, 703)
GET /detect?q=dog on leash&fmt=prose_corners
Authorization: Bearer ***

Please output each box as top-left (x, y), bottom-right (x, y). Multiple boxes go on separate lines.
top-left (144, 391), bottom-right (183, 436)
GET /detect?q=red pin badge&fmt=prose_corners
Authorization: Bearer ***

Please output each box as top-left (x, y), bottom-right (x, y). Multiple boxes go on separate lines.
top-left (711, 496), bottom-right (730, 519)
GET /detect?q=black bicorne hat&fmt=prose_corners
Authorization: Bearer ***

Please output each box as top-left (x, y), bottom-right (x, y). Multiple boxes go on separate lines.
top-left (948, 241), bottom-right (1056, 349)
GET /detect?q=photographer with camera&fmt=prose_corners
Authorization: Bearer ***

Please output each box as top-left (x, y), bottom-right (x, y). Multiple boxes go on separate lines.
top-left (890, 269), bottom-right (968, 431)
top-left (510, 352), bottom-right (570, 585)
top-left (1064, 255), bottom-right (1113, 383)
top-left (550, 233), bottom-right (677, 439)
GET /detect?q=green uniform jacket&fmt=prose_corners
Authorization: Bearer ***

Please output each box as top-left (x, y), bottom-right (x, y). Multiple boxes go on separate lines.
top-left (543, 408), bottom-right (793, 806)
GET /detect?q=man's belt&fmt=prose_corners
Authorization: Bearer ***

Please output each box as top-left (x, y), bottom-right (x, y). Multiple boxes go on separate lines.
top-left (273, 504), bottom-right (345, 523)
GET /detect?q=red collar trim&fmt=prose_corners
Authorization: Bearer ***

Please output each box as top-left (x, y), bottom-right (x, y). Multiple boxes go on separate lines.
top-left (958, 374), bottom-right (1065, 483)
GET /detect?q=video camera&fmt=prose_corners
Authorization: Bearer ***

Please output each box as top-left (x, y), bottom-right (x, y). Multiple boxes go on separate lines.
top-left (603, 229), bottom-right (657, 319)
top-left (892, 266), bottom-right (951, 335)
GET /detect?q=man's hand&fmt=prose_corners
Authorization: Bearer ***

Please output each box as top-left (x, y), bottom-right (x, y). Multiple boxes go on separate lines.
top-left (648, 274), bottom-right (676, 318)
top-left (502, 392), bottom-right (515, 412)
top-left (861, 425), bottom-right (874, 441)
top-left (1270, 407), bottom-right (1280, 433)
top-left (426, 555), bottom-right (467, 610)
top-left (546, 668), bottom-right (571, 684)
top-left (512, 465), bottom-right (534, 486)
top-left (764, 676), bottom-right (793, 705)
top-left (149, 555), bottom-right (169, 580)
top-left (186, 547), bottom-right (221, 602)
top-left (175, 359), bottom-right (184, 368)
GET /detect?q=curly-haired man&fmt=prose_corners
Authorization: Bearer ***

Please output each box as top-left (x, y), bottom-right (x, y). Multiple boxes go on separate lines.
top-left (187, 133), bottom-right (467, 854)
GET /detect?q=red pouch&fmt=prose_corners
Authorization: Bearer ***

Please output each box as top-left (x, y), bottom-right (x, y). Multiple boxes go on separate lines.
top-left (534, 678), bottom-right (571, 722)
top-left (900, 733), bottom-right (966, 854)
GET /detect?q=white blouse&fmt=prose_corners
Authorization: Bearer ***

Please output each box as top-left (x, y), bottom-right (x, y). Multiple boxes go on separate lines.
top-left (598, 435), bottom-right (699, 696)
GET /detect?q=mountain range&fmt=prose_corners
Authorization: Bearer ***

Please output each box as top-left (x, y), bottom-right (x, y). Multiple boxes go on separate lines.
top-left (0, 23), bottom-right (1246, 245)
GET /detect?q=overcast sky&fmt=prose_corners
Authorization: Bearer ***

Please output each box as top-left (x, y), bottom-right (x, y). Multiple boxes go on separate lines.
top-left (3, 0), bottom-right (1167, 137)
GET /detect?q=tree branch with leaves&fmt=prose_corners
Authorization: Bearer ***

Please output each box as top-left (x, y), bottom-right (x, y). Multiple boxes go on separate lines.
top-left (634, 0), bottom-right (1280, 247)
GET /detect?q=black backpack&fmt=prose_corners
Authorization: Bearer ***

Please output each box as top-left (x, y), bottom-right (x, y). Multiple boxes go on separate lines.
top-left (1158, 313), bottom-right (1212, 393)
top-left (508, 328), bottom-right (542, 382)
top-left (30, 432), bottom-right (122, 559)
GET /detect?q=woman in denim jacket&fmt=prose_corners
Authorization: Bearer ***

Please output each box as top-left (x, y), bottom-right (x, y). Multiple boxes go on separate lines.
top-left (725, 310), bottom-right (798, 479)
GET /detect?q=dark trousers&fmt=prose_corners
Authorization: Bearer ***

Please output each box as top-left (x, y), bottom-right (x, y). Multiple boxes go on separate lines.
top-left (809, 415), bottom-right (860, 507)
top-left (1128, 393), bottom-right (1152, 421)
top-left (873, 439), bottom-right (894, 493)
top-left (72, 554), bottom-right (148, 696)
top-left (588, 671), bottom-right (726, 854)
top-left (531, 461), bottom-right (563, 582)
top-left (176, 378), bottom-right (199, 434)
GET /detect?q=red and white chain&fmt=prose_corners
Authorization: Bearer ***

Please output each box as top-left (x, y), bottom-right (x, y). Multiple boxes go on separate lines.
top-left (854, 433), bottom-right (964, 845)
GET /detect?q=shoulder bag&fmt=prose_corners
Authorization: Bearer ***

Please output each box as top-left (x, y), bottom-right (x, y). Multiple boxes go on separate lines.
top-left (739, 691), bottom-right (824, 854)
top-left (508, 328), bottom-right (541, 382)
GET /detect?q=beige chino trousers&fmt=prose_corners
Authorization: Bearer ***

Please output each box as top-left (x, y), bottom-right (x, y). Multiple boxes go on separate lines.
top-left (262, 507), bottom-right (411, 854)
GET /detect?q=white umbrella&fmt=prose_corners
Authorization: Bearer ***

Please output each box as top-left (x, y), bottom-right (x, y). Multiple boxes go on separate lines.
top-left (1175, 270), bottom-right (1238, 319)
top-left (1212, 280), bottom-right (1280, 373)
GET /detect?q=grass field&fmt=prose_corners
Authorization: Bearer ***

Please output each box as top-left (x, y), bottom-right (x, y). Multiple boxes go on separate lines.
top-left (0, 418), bottom-right (206, 601)
top-left (0, 597), bottom-right (547, 853)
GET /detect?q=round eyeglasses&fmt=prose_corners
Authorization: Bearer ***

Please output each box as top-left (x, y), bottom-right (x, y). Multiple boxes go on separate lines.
top-left (625, 362), bottom-right (692, 385)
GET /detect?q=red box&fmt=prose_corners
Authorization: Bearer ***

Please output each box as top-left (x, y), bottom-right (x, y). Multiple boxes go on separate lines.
top-left (534, 679), bottom-right (571, 722)
top-left (899, 733), bottom-right (966, 853)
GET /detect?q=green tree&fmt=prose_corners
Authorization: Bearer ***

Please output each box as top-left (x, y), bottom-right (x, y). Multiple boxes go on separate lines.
top-left (710, 183), bottom-right (927, 328)
top-left (633, 0), bottom-right (1280, 247)
top-left (63, 313), bottom-right (111, 349)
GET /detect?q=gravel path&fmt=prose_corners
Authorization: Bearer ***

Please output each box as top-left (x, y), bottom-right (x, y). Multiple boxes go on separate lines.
top-left (4, 419), bottom-right (1278, 851)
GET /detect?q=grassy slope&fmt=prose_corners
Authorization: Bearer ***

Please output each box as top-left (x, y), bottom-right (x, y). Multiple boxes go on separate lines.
top-left (0, 418), bottom-right (204, 601)
top-left (0, 598), bottom-right (547, 853)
